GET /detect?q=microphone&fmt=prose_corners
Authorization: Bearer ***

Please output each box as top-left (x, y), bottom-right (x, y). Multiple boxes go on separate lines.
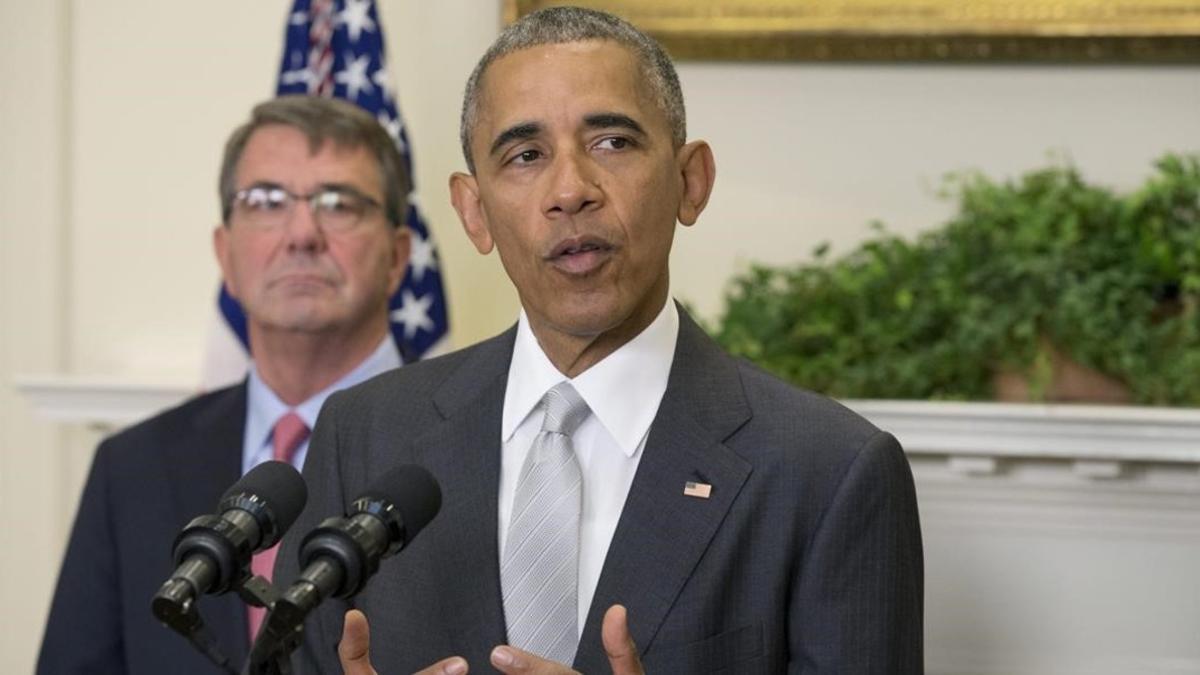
top-left (257, 464), bottom-right (440, 646)
top-left (152, 460), bottom-right (308, 628)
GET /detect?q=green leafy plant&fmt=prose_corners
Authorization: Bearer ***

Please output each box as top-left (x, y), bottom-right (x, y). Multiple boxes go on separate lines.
top-left (714, 153), bottom-right (1200, 405)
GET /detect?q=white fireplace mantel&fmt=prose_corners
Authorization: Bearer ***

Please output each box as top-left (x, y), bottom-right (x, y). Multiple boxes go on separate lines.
top-left (14, 375), bottom-right (1200, 467)
top-left (14, 375), bottom-right (196, 430)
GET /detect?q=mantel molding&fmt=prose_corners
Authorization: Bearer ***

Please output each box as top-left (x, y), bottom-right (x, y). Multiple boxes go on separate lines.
top-left (14, 375), bottom-right (196, 430)
top-left (12, 376), bottom-right (1200, 467)
top-left (848, 399), bottom-right (1200, 465)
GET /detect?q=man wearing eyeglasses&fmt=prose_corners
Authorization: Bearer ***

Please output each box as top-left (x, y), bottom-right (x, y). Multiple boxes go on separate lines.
top-left (36, 96), bottom-right (411, 675)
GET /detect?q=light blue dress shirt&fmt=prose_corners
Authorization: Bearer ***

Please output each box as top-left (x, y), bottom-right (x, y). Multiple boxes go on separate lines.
top-left (241, 337), bottom-right (402, 475)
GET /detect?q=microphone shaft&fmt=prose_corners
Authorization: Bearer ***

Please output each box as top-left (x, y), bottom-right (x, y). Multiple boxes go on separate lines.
top-left (285, 556), bottom-right (343, 615)
top-left (173, 556), bottom-right (219, 597)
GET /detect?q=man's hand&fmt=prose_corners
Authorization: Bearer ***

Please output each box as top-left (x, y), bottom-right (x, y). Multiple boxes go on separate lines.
top-left (342, 608), bottom-right (469, 675)
top-left (488, 605), bottom-right (644, 675)
top-left (600, 605), bottom-right (642, 674)
top-left (342, 604), bottom-right (641, 675)
top-left (338, 610), bottom-right (379, 675)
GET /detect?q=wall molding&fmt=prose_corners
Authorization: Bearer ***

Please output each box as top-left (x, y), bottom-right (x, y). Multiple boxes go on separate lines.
top-left (848, 399), bottom-right (1200, 464)
top-left (14, 378), bottom-right (1200, 470)
top-left (14, 375), bottom-right (194, 430)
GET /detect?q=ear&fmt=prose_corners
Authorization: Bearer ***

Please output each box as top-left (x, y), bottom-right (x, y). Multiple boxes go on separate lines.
top-left (675, 140), bottom-right (716, 227)
top-left (386, 225), bottom-right (412, 296)
top-left (449, 171), bottom-right (494, 254)
top-left (212, 224), bottom-right (239, 298)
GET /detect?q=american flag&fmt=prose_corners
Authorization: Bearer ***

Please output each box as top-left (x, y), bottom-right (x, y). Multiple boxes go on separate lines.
top-left (217, 0), bottom-right (449, 363)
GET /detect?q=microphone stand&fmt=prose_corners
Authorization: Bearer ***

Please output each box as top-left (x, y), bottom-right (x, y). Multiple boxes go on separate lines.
top-left (239, 574), bottom-right (298, 675)
top-left (152, 571), bottom-right (240, 675)
top-left (153, 568), bottom-right (295, 675)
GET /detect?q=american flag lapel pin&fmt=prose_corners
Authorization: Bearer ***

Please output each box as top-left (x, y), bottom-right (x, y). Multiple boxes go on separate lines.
top-left (683, 481), bottom-right (712, 499)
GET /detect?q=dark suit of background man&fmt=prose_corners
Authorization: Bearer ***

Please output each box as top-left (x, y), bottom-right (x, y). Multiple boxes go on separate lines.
top-left (279, 6), bottom-right (924, 675)
top-left (36, 96), bottom-right (413, 675)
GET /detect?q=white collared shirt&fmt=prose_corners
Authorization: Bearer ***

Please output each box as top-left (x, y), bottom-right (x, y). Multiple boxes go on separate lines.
top-left (242, 336), bottom-right (402, 475)
top-left (499, 298), bottom-right (679, 635)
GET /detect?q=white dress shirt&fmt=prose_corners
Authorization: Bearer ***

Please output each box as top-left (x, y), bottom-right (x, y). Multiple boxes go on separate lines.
top-left (242, 336), bottom-right (402, 475)
top-left (499, 298), bottom-right (679, 635)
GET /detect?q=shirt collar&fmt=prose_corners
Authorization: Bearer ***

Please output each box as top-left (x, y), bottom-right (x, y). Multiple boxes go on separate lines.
top-left (502, 298), bottom-right (679, 457)
top-left (246, 336), bottom-right (402, 453)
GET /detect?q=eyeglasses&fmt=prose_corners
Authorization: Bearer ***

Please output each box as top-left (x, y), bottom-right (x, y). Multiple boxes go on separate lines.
top-left (231, 184), bottom-right (384, 232)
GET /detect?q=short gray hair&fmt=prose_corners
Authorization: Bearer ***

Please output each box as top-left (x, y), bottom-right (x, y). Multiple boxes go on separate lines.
top-left (459, 5), bottom-right (686, 173)
top-left (219, 95), bottom-right (411, 228)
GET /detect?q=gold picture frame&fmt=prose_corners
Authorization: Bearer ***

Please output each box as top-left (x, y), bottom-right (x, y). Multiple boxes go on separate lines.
top-left (504, 1), bottom-right (1200, 62)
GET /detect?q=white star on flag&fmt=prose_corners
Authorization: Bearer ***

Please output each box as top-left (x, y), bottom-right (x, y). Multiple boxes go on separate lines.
top-left (377, 112), bottom-right (406, 153)
top-left (372, 65), bottom-right (395, 102)
top-left (407, 230), bottom-right (437, 283)
top-left (334, 53), bottom-right (373, 100)
top-left (289, 11), bottom-right (308, 25)
top-left (281, 67), bottom-right (314, 88)
top-left (336, 0), bottom-right (376, 43)
top-left (391, 290), bottom-right (435, 339)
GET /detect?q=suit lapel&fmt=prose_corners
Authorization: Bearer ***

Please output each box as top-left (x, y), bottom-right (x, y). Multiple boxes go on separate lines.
top-left (575, 311), bottom-right (753, 669)
top-left (165, 383), bottom-right (251, 664)
top-left (167, 384), bottom-right (246, 524)
top-left (411, 329), bottom-right (516, 665)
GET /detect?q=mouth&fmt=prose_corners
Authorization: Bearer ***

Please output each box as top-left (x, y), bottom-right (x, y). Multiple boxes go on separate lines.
top-left (270, 273), bottom-right (336, 290)
top-left (546, 236), bottom-right (615, 276)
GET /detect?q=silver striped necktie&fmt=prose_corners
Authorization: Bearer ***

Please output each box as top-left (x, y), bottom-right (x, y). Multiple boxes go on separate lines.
top-left (501, 381), bottom-right (590, 665)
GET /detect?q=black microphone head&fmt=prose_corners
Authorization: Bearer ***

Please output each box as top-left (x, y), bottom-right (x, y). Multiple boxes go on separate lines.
top-left (219, 460), bottom-right (308, 548)
top-left (356, 464), bottom-right (441, 547)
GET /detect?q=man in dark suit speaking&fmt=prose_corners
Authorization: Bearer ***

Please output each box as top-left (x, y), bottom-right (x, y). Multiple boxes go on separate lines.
top-left (281, 6), bottom-right (923, 674)
top-left (36, 96), bottom-right (412, 675)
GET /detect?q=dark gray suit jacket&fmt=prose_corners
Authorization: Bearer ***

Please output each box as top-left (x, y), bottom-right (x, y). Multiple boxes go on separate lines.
top-left (278, 311), bottom-right (923, 673)
top-left (38, 385), bottom-right (250, 675)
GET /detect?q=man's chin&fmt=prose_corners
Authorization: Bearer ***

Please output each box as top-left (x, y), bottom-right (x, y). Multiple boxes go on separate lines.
top-left (542, 303), bottom-right (629, 341)
top-left (540, 288), bottom-right (665, 338)
top-left (254, 308), bottom-right (341, 336)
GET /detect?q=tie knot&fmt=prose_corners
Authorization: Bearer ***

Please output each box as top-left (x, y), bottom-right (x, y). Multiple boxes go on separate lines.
top-left (539, 382), bottom-right (590, 436)
top-left (273, 411), bottom-right (310, 464)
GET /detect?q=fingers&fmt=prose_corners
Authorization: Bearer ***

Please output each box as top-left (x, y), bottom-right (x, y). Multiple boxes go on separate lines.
top-left (338, 609), bottom-right (378, 675)
top-left (488, 604), bottom-right (642, 674)
top-left (413, 657), bottom-right (470, 675)
top-left (342, 608), bottom-right (469, 675)
top-left (602, 605), bottom-right (644, 675)
top-left (489, 645), bottom-right (576, 674)
top-left (337, 608), bottom-right (639, 675)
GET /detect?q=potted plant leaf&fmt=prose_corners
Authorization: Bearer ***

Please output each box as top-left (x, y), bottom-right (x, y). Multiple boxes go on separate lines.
top-left (714, 153), bottom-right (1200, 405)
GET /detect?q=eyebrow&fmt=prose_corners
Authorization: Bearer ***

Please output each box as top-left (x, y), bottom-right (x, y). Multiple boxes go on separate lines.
top-left (489, 122), bottom-right (542, 158)
top-left (241, 181), bottom-right (361, 195)
top-left (583, 112), bottom-right (645, 136)
top-left (240, 180), bottom-right (284, 192)
top-left (315, 182), bottom-right (366, 195)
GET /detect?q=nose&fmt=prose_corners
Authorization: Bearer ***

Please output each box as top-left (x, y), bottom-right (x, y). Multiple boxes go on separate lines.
top-left (281, 198), bottom-right (326, 253)
top-left (542, 150), bottom-right (603, 218)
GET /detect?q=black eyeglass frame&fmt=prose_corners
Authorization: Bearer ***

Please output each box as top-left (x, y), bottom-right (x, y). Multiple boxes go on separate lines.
top-left (229, 183), bottom-right (385, 232)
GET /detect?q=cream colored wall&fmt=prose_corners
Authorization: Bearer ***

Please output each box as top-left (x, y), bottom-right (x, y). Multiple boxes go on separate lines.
top-left (2, 0), bottom-right (1198, 672)
top-left (1, 1), bottom-right (69, 672)
top-left (62, 1), bottom-right (510, 381)
top-left (675, 64), bottom-right (1200, 318)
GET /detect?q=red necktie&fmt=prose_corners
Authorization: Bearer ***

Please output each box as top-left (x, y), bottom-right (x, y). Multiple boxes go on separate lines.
top-left (246, 412), bottom-right (309, 641)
